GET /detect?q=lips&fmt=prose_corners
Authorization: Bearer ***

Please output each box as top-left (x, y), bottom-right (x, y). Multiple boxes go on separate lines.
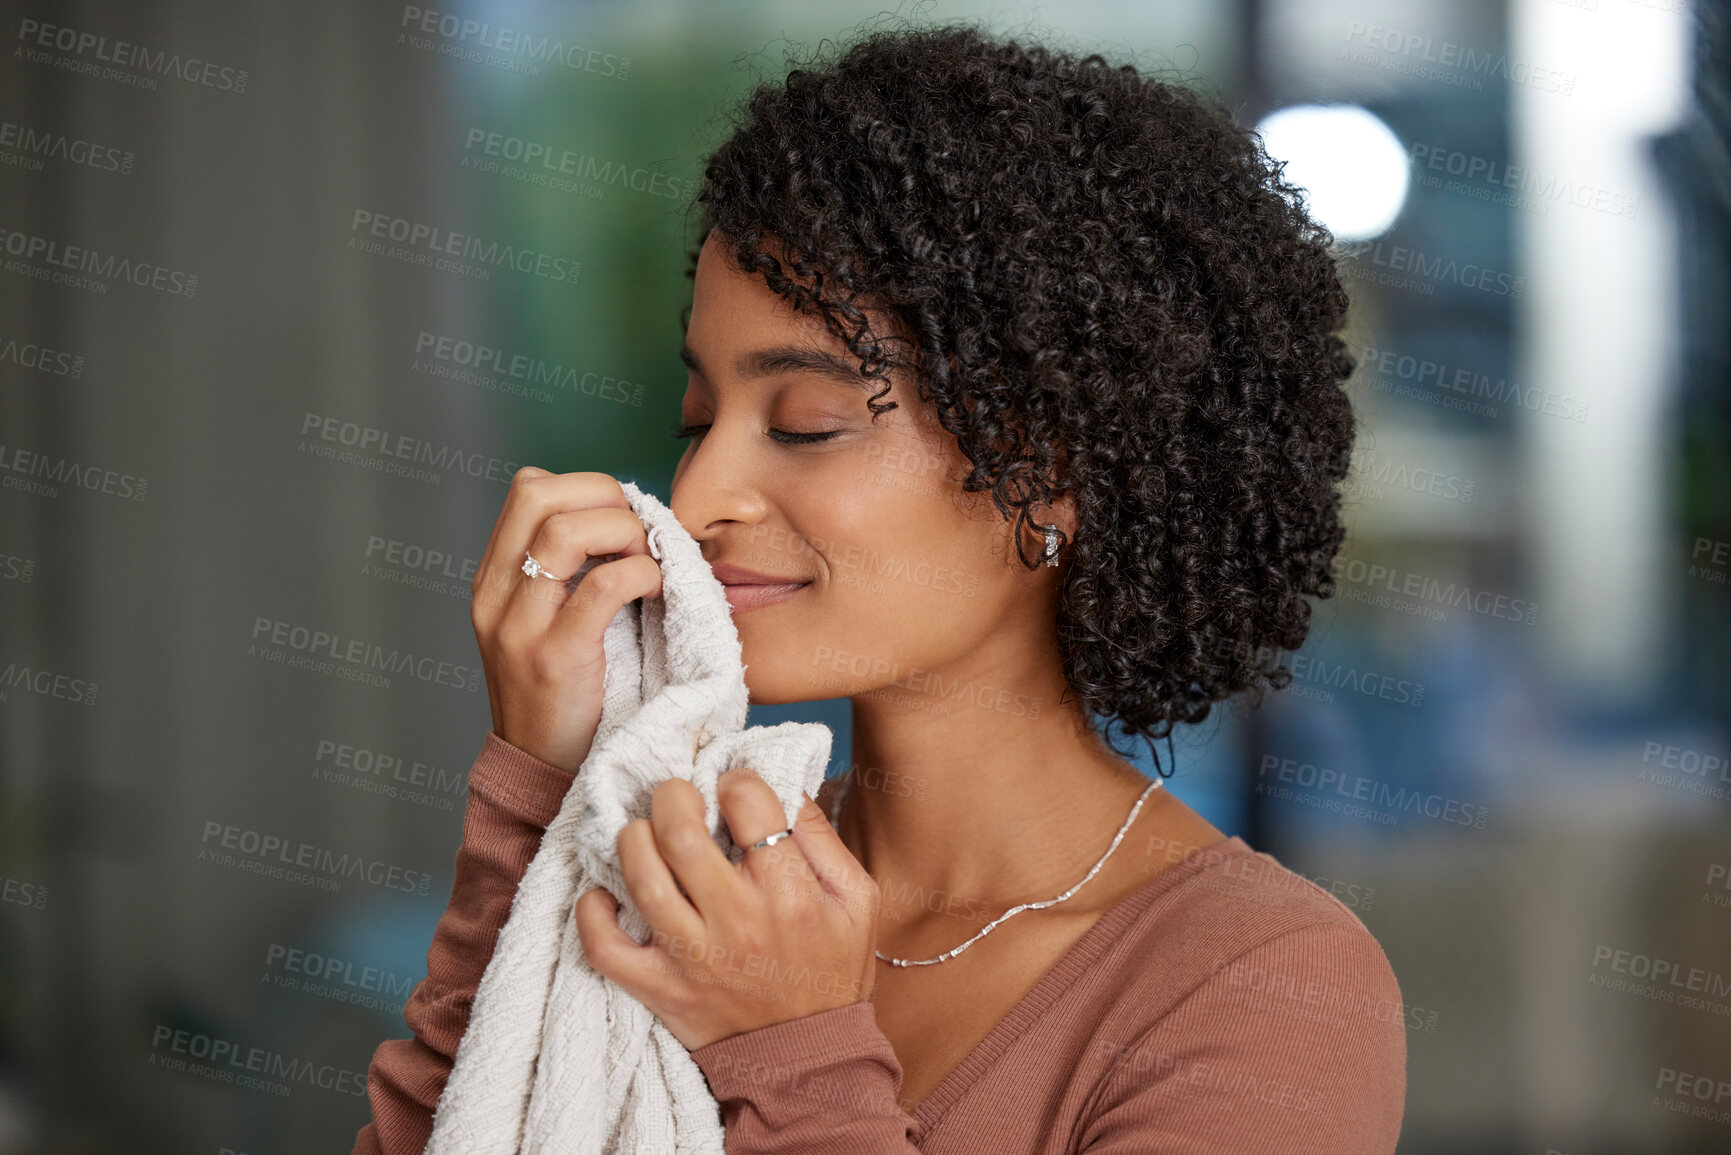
top-left (708, 561), bottom-right (811, 587)
top-left (708, 560), bottom-right (812, 614)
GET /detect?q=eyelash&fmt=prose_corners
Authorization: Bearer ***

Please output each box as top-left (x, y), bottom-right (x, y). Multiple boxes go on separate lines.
top-left (669, 422), bottom-right (841, 446)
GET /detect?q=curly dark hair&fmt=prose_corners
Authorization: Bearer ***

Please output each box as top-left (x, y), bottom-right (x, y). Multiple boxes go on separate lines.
top-left (684, 19), bottom-right (1359, 770)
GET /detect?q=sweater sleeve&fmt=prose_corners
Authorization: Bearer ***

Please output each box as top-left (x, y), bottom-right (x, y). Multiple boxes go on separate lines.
top-left (689, 1001), bottom-right (924, 1152)
top-left (1077, 918), bottom-right (1408, 1155)
top-left (351, 731), bottom-right (577, 1155)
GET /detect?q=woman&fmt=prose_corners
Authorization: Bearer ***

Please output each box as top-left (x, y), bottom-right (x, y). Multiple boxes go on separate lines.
top-left (355, 21), bottom-right (1405, 1154)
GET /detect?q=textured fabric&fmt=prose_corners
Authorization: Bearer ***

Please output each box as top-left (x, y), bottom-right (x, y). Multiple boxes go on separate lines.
top-left (356, 739), bottom-right (1408, 1153)
top-left (421, 481), bottom-right (834, 1155)
top-left (352, 730), bottom-right (577, 1155)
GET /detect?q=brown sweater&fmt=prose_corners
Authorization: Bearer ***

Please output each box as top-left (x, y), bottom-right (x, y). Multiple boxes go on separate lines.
top-left (354, 733), bottom-right (1407, 1154)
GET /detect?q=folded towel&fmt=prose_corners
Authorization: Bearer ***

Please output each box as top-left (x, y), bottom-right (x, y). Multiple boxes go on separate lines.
top-left (425, 480), bottom-right (835, 1155)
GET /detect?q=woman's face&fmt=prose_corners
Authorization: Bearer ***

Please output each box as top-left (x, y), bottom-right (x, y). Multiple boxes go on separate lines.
top-left (670, 230), bottom-right (1064, 708)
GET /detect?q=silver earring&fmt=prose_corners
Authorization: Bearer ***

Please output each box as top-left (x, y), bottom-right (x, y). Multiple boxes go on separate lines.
top-left (1038, 523), bottom-right (1061, 567)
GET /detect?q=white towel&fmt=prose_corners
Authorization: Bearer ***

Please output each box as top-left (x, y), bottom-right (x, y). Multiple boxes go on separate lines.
top-left (425, 480), bottom-right (835, 1155)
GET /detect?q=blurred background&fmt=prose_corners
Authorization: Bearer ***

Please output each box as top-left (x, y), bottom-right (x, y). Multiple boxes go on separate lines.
top-left (1, 0), bottom-right (1726, 1151)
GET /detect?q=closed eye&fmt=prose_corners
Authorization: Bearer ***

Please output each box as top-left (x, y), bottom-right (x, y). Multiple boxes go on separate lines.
top-left (669, 422), bottom-right (841, 446)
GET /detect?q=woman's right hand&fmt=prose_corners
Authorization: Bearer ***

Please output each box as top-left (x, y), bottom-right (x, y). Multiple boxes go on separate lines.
top-left (470, 469), bottom-right (664, 773)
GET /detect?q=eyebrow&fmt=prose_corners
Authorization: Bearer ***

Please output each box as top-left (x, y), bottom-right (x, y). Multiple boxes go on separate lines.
top-left (679, 342), bottom-right (877, 393)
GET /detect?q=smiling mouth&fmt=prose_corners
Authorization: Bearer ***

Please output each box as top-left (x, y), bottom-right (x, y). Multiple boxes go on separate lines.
top-left (721, 581), bottom-right (811, 613)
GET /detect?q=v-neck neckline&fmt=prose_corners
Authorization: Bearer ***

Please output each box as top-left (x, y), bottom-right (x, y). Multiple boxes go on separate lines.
top-left (903, 834), bottom-right (1255, 1135)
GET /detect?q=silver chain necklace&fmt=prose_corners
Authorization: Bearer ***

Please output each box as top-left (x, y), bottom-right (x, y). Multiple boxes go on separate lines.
top-left (826, 773), bottom-right (1165, 967)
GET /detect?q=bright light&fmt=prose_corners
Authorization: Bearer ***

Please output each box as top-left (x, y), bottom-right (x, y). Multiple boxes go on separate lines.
top-left (1253, 104), bottom-right (1410, 242)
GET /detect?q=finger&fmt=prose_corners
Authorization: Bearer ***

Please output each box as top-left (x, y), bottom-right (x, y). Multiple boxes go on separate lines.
top-left (489, 490), bottom-right (647, 622)
top-left (513, 504), bottom-right (655, 618)
top-left (539, 553), bottom-right (664, 658)
top-left (786, 792), bottom-right (876, 907)
top-left (650, 778), bottom-right (747, 918)
top-left (575, 886), bottom-right (676, 1000)
top-left (492, 517), bottom-right (659, 663)
top-left (718, 766), bottom-right (807, 889)
top-left (617, 818), bottom-right (705, 946)
top-left (475, 466), bottom-right (572, 618)
top-left (489, 556), bottom-right (658, 693)
top-left (474, 466), bottom-right (551, 611)
top-left (473, 471), bottom-right (640, 623)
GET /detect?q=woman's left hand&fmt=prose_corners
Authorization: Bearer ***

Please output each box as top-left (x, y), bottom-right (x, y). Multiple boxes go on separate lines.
top-left (575, 767), bottom-right (880, 1051)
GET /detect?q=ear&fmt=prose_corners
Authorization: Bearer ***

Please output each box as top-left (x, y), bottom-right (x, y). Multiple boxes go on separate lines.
top-left (1043, 491), bottom-right (1078, 540)
top-left (1024, 490), bottom-right (1077, 567)
top-left (1030, 490), bottom-right (1077, 540)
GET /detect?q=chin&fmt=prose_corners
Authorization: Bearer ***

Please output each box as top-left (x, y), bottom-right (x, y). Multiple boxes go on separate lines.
top-left (740, 664), bottom-right (810, 706)
top-left (737, 625), bottom-right (821, 706)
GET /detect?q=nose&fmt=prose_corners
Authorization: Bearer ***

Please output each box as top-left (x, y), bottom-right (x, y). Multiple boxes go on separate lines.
top-left (669, 426), bottom-right (771, 547)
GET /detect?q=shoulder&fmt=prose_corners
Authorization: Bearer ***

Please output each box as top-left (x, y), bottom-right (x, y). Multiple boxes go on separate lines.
top-left (1119, 835), bottom-right (1391, 956)
top-left (1126, 836), bottom-right (1405, 1025)
top-left (1081, 836), bottom-right (1409, 1062)
top-left (1077, 840), bottom-right (1408, 1151)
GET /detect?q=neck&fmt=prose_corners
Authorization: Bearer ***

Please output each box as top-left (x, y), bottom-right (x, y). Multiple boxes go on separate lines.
top-left (832, 657), bottom-right (1163, 936)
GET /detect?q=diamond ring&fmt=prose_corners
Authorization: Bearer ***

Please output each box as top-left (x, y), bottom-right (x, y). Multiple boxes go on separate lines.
top-left (521, 552), bottom-right (569, 583)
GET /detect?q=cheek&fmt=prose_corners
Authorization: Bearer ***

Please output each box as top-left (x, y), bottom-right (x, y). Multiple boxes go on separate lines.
top-left (809, 486), bottom-right (996, 656)
top-left (732, 426), bottom-right (1007, 689)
